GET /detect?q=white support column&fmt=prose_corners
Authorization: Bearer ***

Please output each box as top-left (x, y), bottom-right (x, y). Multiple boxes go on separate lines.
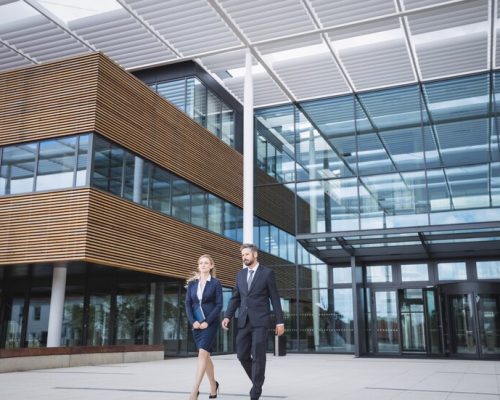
top-left (243, 49), bottom-right (254, 244)
top-left (133, 156), bottom-right (144, 204)
top-left (47, 263), bottom-right (67, 347)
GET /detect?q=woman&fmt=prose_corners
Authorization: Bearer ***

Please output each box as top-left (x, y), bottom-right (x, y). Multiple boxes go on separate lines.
top-left (185, 254), bottom-right (222, 399)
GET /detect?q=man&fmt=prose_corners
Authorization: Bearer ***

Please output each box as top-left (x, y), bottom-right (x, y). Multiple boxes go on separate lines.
top-left (222, 243), bottom-right (285, 400)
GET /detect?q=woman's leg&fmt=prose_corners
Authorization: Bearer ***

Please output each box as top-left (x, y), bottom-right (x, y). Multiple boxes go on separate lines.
top-left (205, 355), bottom-right (217, 394)
top-left (189, 349), bottom-right (210, 400)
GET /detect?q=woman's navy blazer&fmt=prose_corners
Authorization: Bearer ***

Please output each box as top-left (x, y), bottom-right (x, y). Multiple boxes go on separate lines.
top-left (185, 277), bottom-right (223, 325)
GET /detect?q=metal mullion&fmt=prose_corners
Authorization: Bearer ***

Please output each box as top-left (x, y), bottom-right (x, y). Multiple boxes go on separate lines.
top-left (419, 87), bottom-right (432, 225)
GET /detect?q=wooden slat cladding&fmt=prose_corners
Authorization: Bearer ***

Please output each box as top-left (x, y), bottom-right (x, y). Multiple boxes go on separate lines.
top-left (0, 54), bottom-right (99, 146)
top-left (0, 188), bottom-right (241, 286)
top-left (0, 190), bottom-right (88, 264)
top-left (85, 189), bottom-right (240, 286)
top-left (94, 54), bottom-right (243, 207)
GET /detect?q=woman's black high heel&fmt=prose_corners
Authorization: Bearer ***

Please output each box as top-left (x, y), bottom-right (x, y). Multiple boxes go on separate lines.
top-left (208, 381), bottom-right (219, 398)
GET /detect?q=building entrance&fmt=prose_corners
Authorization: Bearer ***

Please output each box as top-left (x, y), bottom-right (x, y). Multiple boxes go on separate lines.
top-left (441, 282), bottom-right (500, 359)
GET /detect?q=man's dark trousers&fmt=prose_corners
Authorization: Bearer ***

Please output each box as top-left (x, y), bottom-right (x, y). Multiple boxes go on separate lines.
top-left (236, 322), bottom-right (268, 400)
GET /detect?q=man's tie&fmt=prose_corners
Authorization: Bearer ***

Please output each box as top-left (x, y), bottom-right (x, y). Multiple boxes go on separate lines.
top-left (247, 269), bottom-right (254, 290)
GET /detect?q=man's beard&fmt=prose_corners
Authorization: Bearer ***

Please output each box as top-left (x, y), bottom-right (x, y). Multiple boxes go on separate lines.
top-left (243, 259), bottom-right (252, 266)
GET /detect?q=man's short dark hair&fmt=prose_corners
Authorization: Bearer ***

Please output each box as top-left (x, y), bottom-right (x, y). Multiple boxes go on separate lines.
top-left (240, 243), bottom-right (258, 253)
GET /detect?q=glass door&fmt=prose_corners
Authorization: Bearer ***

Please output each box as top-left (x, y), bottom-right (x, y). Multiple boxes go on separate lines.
top-left (399, 289), bottom-right (426, 353)
top-left (476, 294), bottom-right (500, 356)
top-left (449, 294), bottom-right (477, 355)
top-left (373, 290), bottom-right (399, 353)
top-left (423, 288), bottom-right (442, 355)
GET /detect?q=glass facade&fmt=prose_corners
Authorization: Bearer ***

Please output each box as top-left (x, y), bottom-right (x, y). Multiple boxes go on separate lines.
top-left (151, 77), bottom-right (235, 148)
top-left (256, 72), bottom-right (500, 236)
top-left (255, 71), bottom-right (500, 358)
top-left (0, 133), bottom-right (295, 260)
top-left (0, 262), bottom-right (235, 355)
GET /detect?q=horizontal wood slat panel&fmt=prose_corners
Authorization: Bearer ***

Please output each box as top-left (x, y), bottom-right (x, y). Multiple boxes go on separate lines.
top-left (86, 189), bottom-right (240, 286)
top-left (0, 190), bottom-right (88, 264)
top-left (0, 54), bottom-right (99, 146)
top-left (94, 54), bottom-right (243, 207)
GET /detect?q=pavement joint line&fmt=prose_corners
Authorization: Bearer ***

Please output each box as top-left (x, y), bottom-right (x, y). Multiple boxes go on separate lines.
top-left (365, 386), bottom-right (500, 396)
top-left (53, 387), bottom-right (287, 398)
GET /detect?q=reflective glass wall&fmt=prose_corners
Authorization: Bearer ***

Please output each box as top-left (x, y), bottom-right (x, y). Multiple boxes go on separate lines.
top-left (150, 77), bottom-right (235, 148)
top-left (255, 72), bottom-right (500, 234)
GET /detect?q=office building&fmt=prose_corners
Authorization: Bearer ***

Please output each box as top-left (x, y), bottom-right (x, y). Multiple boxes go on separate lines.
top-left (0, 0), bottom-right (499, 359)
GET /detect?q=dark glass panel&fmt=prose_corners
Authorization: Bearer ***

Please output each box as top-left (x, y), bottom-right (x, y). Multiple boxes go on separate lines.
top-left (92, 136), bottom-right (123, 196)
top-left (149, 166), bottom-right (172, 214)
top-left (171, 177), bottom-right (190, 221)
top-left (190, 185), bottom-right (207, 228)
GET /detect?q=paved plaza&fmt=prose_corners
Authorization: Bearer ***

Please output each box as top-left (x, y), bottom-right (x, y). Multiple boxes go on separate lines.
top-left (1, 353), bottom-right (500, 400)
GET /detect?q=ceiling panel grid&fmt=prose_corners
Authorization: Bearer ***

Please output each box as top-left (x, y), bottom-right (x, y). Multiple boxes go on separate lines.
top-left (416, 32), bottom-right (488, 79)
top-left (271, 52), bottom-right (350, 100)
top-left (218, 0), bottom-right (316, 43)
top-left (69, 9), bottom-right (176, 69)
top-left (309, 0), bottom-right (396, 26)
top-left (124, 0), bottom-right (241, 56)
top-left (224, 74), bottom-right (289, 106)
top-left (0, 15), bottom-right (89, 62)
top-left (339, 39), bottom-right (415, 90)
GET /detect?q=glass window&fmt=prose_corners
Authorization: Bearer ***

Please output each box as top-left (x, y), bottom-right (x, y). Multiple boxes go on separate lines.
top-left (333, 288), bottom-right (354, 352)
top-left (122, 152), bottom-right (136, 201)
top-left (401, 264), bottom-right (429, 281)
top-left (76, 134), bottom-right (89, 187)
top-left (149, 166), bottom-right (172, 214)
top-left (224, 202), bottom-right (242, 241)
top-left (61, 295), bottom-right (84, 346)
top-left (299, 264), bottom-right (328, 289)
top-left (221, 103), bottom-right (234, 147)
top-left (116, 289), bottom-right (148, 345)
top-left (157, 79), bottom-right (186, 112)
top-left (171, 177), bottom-right (190, 221)
top-left (437, 262), bottom-right (467, 281)
top-left (92, 137), bottom-right (124, 195)
top-left (477, 261), bottom-right (500, 279)
top-left (190, 185), bottom-right (207, 228)
top-left (366, 265), bottom-right (392, 283)
top-left (36, 137), bottom-right (77, 191)
top-left (26, 297), bottom-right (50, 347)
top-left (207, 91), bottom-right (222, 138)
top-left (87, 294), bottom-right (111, 346)
top-left (208, 194), bottom-right (223, 234)
top-left (193, 78), bottom-right (207, 127)
top-left (333, 267), bottom-right (352, 284)
top-left (1, 142), bottom-right (37, 194)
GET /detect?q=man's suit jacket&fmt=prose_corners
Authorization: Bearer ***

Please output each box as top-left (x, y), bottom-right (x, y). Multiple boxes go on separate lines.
top-left (185, 277), bottom-right (223, 326)
top-left (225, 265), bottom-right (284, 328)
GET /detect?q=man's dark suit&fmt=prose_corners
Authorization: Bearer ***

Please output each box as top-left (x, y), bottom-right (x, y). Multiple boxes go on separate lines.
top-left (224, 265), bottom-right (284, 400)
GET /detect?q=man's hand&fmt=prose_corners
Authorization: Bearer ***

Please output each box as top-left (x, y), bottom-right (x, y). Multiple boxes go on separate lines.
top-left (193, 321), bottom-right (201, 329)
top-left (221, 318), bottom-right (230, 330)
top-left (275, 325), bottom-right (285, 336)
top-left (199, 321), bottom-right (208, 329)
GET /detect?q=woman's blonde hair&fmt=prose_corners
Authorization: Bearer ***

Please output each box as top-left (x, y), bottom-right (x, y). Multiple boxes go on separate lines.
top-left (186, 254), bottom-right (216, 285)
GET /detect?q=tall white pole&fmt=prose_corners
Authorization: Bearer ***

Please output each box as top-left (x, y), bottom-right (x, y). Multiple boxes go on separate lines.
top-left (243, 49), bottom-right (254, 244)
top-left (47, 263), bottom-right (67, 347)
